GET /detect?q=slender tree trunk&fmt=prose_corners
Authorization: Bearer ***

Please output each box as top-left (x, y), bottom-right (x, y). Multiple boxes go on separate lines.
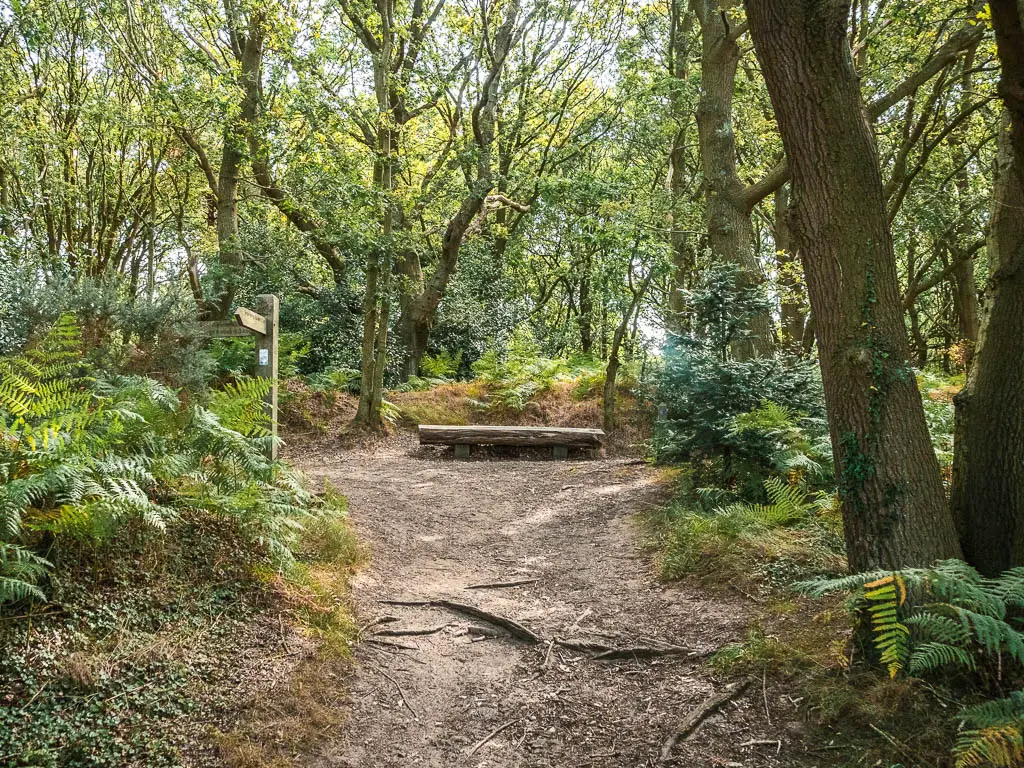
top-left (952, 253), bottom-right (981, 350)
top-left (579, 253), bottom-right (594, 355)
top-left (774, 184), bottom-right (806, 349)
top-left (905, 234), bottom-right (930, 368)
top-left (208, 10), bottom-right (265, 320)
top-left (604, 270), bottom-right (654, 433)
top-left (950, 45), bottom-right (981, 359)
top-left (665, 0), bottom-right (695, 335)
top-left (745, 0), bottom-right (961, 570)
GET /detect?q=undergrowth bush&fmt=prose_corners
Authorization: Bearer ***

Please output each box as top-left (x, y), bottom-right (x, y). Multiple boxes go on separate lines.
top-left (0, 315), bottom-right (342, 605)
top-left (917, 368), bottom-right (962, 478)
top-left (659, 476), bottom-right (845, 586)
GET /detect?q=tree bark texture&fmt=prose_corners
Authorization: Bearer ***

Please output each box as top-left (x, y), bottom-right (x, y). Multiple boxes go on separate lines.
top-left (745, 0), bottom-right (961, 570)
top-left (952, 115), bottom-right (1024, 574)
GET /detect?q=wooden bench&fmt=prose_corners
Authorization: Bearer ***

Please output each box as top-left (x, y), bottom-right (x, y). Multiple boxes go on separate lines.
top-left (418, 425), bottom-right (605, 459)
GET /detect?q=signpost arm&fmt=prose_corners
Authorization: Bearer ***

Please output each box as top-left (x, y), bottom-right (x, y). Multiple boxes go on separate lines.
top-left (255, 294), bottom-right (279, 460)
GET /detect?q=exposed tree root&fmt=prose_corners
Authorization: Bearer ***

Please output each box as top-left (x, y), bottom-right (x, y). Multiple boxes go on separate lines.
top-left (659, 679), bottom-right (753, 763)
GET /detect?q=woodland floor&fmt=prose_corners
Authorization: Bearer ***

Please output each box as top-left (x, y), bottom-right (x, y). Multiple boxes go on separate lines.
top-left (288, 434), bottom-right (821, 768)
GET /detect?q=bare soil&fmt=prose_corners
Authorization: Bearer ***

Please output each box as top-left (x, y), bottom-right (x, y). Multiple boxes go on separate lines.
top-left (291, 434), bottom-right (808, 768)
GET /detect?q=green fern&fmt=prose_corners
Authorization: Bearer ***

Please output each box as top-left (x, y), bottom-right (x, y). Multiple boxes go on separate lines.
top-left (955, 691), bottom-right (1024, 768)
top-left (0, 316), bottom-right (333, 606)
top-left (802, 561), bottom-right (1024, 679)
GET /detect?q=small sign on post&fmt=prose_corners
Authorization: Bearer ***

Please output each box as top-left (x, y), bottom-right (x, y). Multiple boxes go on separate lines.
top-left (195, 294), bottom-right (280, 461)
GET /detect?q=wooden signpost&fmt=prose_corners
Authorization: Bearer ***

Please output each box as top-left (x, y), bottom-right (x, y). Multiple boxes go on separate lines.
top-left (197, 294), bottom-right (280, 460)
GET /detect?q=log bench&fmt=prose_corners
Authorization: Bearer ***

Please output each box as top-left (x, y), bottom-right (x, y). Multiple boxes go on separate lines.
top-left (418, 425), bottom-right (605, 459)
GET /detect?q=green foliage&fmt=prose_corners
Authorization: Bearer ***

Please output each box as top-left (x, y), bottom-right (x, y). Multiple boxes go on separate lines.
top-left (685, 262), bottom-right (773, 358)
top-left (660, 476), bottom-right (843, 583)
top-left (306, 366), bottom-right (362, 394)
top-left (917, 369), bottom-right (962, 474)
top-left (420, 350), bottom-right (463, 379)
top-left (729, 401), bottom-right (833, 484)
top-left (654, 267), bottom-right (827, 489)
top-left (470, 332), bottom-right (605, 410)
top-left (802, 561), bottom-right (1024, 682)
top-left (0, 317), bottom-right (332, 605)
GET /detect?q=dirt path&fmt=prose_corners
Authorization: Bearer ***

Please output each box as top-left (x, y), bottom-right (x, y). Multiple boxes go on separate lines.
top-left (294, 437), bottom-right (785, 767)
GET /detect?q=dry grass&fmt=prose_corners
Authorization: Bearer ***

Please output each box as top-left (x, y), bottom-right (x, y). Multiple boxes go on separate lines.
top-left (215, 656), bottom-right (350, 768)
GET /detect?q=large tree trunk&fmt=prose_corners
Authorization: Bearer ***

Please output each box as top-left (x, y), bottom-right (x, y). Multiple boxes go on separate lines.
top-left (693, 0), bottom-right (773, 358)
top-left (393, 1), bottom-right (521, 380)
top-left (950, 2), bottom-right (1024, 574)
top-left (952, 117), bottom-right (1024, 573)
top-left (745, 0), bottom-right (961, 571)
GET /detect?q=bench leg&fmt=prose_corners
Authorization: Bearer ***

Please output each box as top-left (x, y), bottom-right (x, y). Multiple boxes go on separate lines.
top-left (552, 445), bottom-right (569, 460)
top-left (454, 444), bottom-right (471, 459)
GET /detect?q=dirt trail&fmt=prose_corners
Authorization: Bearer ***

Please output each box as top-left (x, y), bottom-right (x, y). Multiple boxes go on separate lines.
top-left (294, 437), bottom-right (785, 768)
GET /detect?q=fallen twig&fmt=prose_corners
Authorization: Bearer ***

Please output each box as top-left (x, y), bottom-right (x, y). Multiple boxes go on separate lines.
top-left (555, 638), bottom-right (706, 661)
top-left (542, 639), bottom-right (556, 670)
top-left (465, 579), bottom-right (539, 590)
top-left (380, 599), bottom-right (542, 644)
top-left (365, 638), bottom-right (420, 651)
top-left (468, 719), bottom-right (519, 757)
top-left (592, 645), bottom-right (706, 661)
top-left (739, 738), bottom-right (783, 752)
top-left (359, 615), bottom-right (400, 635)
top-left (728, 582), bottom-right (764, 604)
top-left (660, 679), bottom-right (753, 763)
top-left (373, 625), bottom-right (447, 638)
top-left (18, 681), bottom-right (49, 714)
top-left (381, 600), bottom-right (714, 662)
top-left (376, 667), bottom-right (418, 718)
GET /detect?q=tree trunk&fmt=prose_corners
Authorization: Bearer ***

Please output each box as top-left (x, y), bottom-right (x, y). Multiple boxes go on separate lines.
top-left (952, 116), bottom-right (1024, 574)
top-left (393, 0), bottom-right (521, 379)
top-left (693, 0), bottom-right (773, 358)
top-left (950, 44), bottom-right (981, 359)
top-left (208, 10), bottom-right (265, 320)
top-left (774, 184), bottom-right (806, 349)
top-left (905, 234), bottom-right (930, 368)
top-left (665, 0), bottom-right (695, 336)
top-left (952, 252), bottom-right (981, 351)
top-left (950, 2), bottom-right (1024, 574)
top-left (745, 0), bottom-right (961, 571)
top-left (604, 269), bottom-right (654, 433)
top-left (579, 256), bottom-right (594, 355)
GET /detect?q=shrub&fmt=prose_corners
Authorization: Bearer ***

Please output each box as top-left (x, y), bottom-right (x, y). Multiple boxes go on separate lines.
top-left (419, 350), bottom-right (463, 379)
top-left (471, 331), bottom-right (605, 411)
top-left (653, 351), bottom-right (826, 480)
top-left (653, 264), bottom-right (826, 482)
